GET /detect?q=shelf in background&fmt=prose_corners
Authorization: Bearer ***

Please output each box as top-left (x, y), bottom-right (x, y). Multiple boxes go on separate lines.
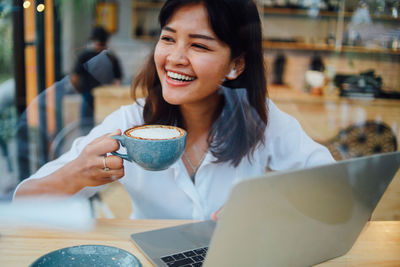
top-left (263, 7), bottom-right (400, 21)
top-left (130, 39), bottom-right (400, 55)
top-left (131, 2), bottom-right (400, 54)
top-left (262, 41), bottom-right (400, 55)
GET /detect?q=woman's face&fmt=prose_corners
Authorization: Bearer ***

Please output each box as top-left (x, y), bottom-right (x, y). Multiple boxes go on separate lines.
top-left (154, 3), bottom-right (234, 106)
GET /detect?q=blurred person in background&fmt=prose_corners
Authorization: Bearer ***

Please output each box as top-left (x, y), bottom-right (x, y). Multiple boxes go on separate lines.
top-left (70, 26), bottom-right (122, 129)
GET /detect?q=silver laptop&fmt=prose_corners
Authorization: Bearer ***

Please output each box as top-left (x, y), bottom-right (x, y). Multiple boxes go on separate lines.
top-left (131, 151), bottom-right (400, 267)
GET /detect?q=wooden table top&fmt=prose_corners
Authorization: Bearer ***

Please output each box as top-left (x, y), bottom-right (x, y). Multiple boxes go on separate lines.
top-left (0, 219), bottom-right (399, 266)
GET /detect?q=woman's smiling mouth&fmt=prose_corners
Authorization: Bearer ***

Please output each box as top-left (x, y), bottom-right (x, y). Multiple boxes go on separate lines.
top-left (167, 71), bottom-right (196, 82)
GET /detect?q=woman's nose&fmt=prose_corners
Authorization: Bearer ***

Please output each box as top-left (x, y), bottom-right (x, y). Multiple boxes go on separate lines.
top-left (167, 45), bottom-right (189, 66)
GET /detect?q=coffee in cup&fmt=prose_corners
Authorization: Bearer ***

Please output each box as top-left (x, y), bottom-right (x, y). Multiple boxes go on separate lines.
top-left (111, 125), bottom-right (187, 171)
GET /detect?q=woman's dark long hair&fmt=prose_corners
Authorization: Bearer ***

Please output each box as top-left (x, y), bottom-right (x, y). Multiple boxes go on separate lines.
top-left (132, 0), bottom-right (268, 166)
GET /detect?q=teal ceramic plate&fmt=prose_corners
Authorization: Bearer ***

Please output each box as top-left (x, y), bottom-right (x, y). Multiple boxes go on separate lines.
top-left (30, 245), bottom-right (142, 267)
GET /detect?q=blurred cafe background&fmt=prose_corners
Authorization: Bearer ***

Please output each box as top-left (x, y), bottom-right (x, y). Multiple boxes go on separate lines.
top-left (0, 0), bottom-right (399, 220)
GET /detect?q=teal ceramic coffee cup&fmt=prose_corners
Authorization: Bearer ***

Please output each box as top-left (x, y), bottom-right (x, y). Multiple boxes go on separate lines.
top-left (111, 125), bottom-right (187, 171)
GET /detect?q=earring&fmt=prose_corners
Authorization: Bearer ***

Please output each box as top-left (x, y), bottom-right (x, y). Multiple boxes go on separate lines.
top-left (225, 69), bottom-right (236, 80)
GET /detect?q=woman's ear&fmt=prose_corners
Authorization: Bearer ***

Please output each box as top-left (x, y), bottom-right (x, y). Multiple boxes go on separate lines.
top-left (225, 55), bottom-right (245, 80)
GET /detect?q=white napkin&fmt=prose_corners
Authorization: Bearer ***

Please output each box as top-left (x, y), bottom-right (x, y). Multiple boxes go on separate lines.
top-left (0, 197), bottom-right (94, 231)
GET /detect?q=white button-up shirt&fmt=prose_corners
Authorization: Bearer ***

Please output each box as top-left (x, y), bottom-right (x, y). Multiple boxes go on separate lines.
top-left (14, 99), bottom-right (334, 220)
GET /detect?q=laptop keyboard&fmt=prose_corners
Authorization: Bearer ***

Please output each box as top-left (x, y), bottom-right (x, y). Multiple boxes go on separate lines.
top-left (161, 247), bottom-right (208, 267)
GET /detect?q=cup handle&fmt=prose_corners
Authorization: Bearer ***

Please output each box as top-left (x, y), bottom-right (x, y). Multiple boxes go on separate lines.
top-left (111, 135), bottom-right (131, 161)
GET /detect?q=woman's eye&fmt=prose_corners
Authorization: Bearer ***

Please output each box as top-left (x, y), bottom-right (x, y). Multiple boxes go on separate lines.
top-left (160, 36), bottom-right (174, 42)
top-left (192, 43), bottom-right (210, 50)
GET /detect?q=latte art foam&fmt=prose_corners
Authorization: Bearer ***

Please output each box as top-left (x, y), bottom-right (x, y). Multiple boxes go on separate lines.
top-left (127, 126), bottom-right (182, 139)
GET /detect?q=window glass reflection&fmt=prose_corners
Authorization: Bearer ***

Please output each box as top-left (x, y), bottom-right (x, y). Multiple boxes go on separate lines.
top-left (0, 0), bottom-right (398, 221)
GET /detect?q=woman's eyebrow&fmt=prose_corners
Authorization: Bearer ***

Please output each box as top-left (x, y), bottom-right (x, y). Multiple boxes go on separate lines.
top-left (162, 26), bottom-right (216, 41)
top-left (162, 26), bottom-right (176, 33)
top-left (189, 33), bottom-right (216, 41)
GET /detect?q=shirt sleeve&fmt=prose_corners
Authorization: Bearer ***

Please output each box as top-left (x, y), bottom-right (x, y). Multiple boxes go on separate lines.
top-left (264, 99), bottom-right (335, 171)
top-left (13, 101), bottom-right (144, 199)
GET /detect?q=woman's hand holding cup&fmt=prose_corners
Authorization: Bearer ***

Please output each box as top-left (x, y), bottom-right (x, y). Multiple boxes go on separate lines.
top-left (66, 125), bottom-right (186, 193)
top-left (71, 129), bottom-right (125, 189)
top-left (111, 125), bottom-right (187, 171)
top-left (14, 129), bottom-right (125, 198)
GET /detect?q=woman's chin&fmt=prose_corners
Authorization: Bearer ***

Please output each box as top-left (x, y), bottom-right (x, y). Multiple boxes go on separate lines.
top-left (162, 93), bottom-right (184, 105)
top-left (164, 99), bottom-right (181, 105)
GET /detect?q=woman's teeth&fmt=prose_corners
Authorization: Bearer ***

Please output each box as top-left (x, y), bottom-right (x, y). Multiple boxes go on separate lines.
top-left (167, 71), bottom-right (196, 81)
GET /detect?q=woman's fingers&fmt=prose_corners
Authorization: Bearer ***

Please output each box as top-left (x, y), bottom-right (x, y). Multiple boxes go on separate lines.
top-left (98, 168), bottom-right (124, 181)
top-left (91, 129), bottom-right (120, 145)
top-left (101, 155), bottom-right (123, 170)
top-left (211, 206), bottom-right (224, 221)
top-left (87, 129), bottom-right (121, 156)
top-left (97, 155), bottom-right (124, 179)
top-left (84, 156), bottom-right (124, 186)
top-left (73, 130), bottom-right (125, 187)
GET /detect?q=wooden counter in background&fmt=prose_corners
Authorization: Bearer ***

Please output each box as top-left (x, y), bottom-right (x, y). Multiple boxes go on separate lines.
top-left (267, 87), bottom-right (400, 142)
top-left (94, 85), bottom-right (400, 220)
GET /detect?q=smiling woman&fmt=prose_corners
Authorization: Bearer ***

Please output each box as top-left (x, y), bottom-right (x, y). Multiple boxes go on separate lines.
top-left (14, 0), bottom-right (334, 222)
top-left (134, 0), bottom-right (268, 169)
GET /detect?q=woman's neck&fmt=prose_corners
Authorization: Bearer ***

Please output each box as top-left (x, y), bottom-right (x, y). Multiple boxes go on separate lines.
top-left (180, 97), bottom-right (221, 182)
top-left (180, 94), bottom-right (221, 136)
